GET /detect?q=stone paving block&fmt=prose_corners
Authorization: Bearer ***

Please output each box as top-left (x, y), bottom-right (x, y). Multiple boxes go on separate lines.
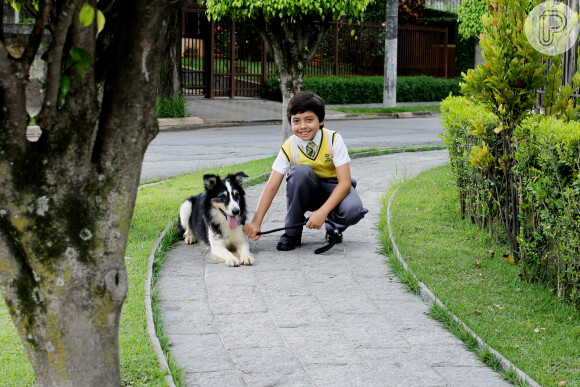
top-left (401, 326), bottom-right (464, 347)
top-left (214, 312), bottom-right (286, 350)
top-left (279, 325), bottom-right (359, 365)
top-left (263, 294), bottom-right (330, 327)
top-left (204, 263), bottom-right (257, 286)
top-left (206, 284), bottom-right (267, 315)
top-left (227, 346), bottom-right (311, 386)
top-left (330, 313), bottom-right (410, 349)
top-left (169, 333), bottom-right (233, 373)
top-left (155, 274), bottom-right (207, 302)
top-left (185, 370), bottom-right (244, 387)
top-left (302, 362), bottom-right (383, 386)
top-left (159, 245), bottom-right (206, 277)
top-left (434, 365), bottom-right (513, 386)
top-left (356, 347), bottom-right (448, 386)
top-left (374, 298), bottom-right (431, 320)
top-left (412, 343), bottom-right (486, 368)
top-left (312, 289), bottom-right (380, 315)
top-left (301, 266), bottom-right (358, 285)
top-left (355, 276), bottom-right (419, 302)
top-left (255, 269), bottom-right (312, 296)
top-left (159, 299), bottom-right (215, 335)
top-left (252, 251), bottom-right (303, 270)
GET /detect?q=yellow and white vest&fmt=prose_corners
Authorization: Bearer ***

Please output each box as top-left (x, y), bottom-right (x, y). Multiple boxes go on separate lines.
top-left (281, 128), bottom-right (338, 179)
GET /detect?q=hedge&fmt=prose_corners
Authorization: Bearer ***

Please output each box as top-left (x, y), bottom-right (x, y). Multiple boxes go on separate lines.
top-left (261, 75), bottom-right (462, 104)
top-left (440, 96), bottom-right (580, 308)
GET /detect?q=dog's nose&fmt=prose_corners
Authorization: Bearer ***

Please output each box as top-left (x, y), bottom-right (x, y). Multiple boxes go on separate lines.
top-left (232, 208), bottom-right (240, 216)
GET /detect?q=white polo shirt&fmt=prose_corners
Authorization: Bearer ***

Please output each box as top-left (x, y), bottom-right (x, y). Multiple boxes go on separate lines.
top-left (272, 130), bottom-right (351, 175)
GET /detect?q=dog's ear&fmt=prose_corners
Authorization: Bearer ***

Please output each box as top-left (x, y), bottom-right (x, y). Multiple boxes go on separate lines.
top-left (234, 171), bottom-right (248, 185)
top-left (203, 174), bottom-right (219, 190)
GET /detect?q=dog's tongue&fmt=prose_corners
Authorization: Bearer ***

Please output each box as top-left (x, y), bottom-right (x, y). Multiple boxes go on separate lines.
top-left (227, 215), bottom-right (238, 230)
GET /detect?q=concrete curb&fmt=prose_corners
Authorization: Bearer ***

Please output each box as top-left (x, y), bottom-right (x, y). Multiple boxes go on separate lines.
top-left (386, 186), bottom-right (540, 387)
top-left (155, 111), bottom-right (441, 131)
top-left (25, 111), bottom-right (441, 136)
top-left (144, 221), bottom-right (176, 387)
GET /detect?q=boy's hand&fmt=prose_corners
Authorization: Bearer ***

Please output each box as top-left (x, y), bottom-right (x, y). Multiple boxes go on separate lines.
top-left (243, 222), bottom-right (261, 241)
top-left (306, 210), bottom-right (327, 230)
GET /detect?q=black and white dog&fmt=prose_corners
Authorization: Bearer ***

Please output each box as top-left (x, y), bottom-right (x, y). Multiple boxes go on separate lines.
top-left (177, 172), bottom-right (254, 267)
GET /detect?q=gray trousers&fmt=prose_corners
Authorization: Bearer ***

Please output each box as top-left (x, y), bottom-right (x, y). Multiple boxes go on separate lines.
top-left (285, 164), bottom-right (366, 237)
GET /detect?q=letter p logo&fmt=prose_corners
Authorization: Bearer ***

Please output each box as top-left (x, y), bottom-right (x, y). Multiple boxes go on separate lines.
top-left (539, 9), bottom-right (567, 46)
top-left (526, 1), bottom-right (579, 56)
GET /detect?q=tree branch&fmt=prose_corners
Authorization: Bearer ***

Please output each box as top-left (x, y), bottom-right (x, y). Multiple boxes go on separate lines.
top-left (20, 0), bottom-right (52, 68)
top-left (0, 42), bottom-right (30, 155)
top-left (36, 0), bottom-right (78, 131)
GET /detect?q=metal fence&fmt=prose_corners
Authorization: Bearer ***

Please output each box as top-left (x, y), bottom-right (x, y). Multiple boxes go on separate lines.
top-left (181, 8), bottom-right (452, 98)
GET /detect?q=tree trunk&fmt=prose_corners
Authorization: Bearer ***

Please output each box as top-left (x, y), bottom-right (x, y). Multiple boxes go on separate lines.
top-left (383, 0), bottom-right (398, 107)
top-left (252, 17), bottom-right (331, 140)
top-left (0, 0), bottom-right (175, 384)
top-left (159, 4), bottom-right (184, 98)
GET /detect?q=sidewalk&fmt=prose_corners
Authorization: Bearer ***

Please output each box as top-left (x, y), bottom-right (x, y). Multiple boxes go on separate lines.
top-left (157, 97), bottom-right (441, 130)
top-left (156, 150), bottom-right (513, 386)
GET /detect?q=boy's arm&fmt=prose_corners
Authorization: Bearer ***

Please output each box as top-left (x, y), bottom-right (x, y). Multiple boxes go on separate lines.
top-left (306, 163), bottom-right (351, 230)
top-left (244, 170), bottom-right (284, 241)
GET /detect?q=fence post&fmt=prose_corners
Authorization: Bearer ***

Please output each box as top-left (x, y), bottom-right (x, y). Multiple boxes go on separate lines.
top-left (230, 19), bottom-right (235, 98)
top-left (206, 18), bottom-right (215, 98)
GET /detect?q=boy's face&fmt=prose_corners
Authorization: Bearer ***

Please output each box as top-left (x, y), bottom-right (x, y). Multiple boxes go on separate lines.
top-left (291, 110), bottom-right (323, 142)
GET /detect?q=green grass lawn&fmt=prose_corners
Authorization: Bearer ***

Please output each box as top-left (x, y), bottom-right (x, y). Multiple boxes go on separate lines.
top-left (382, 164), bottom-right (580, 386)
top-left (330, 105), bottom-right (440, 114)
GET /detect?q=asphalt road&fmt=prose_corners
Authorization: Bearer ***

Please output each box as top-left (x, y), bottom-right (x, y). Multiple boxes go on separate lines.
top-left (140, 116), bottom-right (444, 182)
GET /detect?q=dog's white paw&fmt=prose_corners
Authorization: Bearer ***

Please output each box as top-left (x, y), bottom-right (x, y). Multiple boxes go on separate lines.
top-left (240, 254), bottom-right (254, 266)
top-left (184, 235), bottom-right (196, 244)
top-left (224, 256), bottom-right (240, 267)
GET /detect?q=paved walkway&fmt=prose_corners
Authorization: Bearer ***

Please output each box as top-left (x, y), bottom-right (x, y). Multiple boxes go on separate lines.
top-left (157, 150), bottom-right (512, 386)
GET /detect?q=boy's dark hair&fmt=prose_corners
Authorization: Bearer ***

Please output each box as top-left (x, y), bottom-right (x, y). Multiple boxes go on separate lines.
top-left (286, 90), bottom-right (325, 124)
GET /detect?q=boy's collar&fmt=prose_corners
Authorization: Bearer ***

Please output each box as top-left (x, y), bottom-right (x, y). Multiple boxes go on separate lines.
top-left (296, 128), bottom-right (322, 147)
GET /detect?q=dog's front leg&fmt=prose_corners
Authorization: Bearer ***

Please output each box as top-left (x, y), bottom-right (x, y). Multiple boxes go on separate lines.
top-left (210, 245), bottom-right (241, 267)
top-left (237, 243), bottom-right (254, 266)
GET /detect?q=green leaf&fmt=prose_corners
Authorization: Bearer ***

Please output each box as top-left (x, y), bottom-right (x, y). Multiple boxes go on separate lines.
top-left (69, 48), bottom-right (93, 68)
top-left (59, 75), bottom-right (71, 97)
top-left (79, 3), bottom-right (96, 27)
top-left (74, 64), bottom-right (86, 78)
top-left (97, 10), bottom-right (105, 33)
top-left (57, 93), bottom-right (66, 108)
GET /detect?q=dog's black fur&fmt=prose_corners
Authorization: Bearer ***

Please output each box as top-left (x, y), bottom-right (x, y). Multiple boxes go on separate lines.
top-left (177, 172), bottom-right (248, 244)
top-left (177, 172), bottom-right (253, 266)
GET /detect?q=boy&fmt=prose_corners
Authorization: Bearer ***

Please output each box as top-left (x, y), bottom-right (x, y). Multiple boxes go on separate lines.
top-left (243, 90), bottom-right (367, 251)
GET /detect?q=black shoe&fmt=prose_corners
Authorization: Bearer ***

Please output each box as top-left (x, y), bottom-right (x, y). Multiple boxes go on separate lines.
top-left (277, 233), bottom-right (302, 251)
top-left (326, 230), bottom-right (343, 245)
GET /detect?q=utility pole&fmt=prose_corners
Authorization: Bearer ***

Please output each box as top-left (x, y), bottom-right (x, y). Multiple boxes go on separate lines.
top-left (383, 0), bottom-right (398, 107)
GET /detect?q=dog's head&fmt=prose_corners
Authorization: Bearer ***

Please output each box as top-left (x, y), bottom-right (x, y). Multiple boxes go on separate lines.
top-left (204, 172), bottom-right (248, 230)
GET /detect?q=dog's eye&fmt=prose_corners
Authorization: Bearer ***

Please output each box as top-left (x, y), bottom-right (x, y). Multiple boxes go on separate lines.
top-left (218, 193), bottom-right (227, 200)
top-left (233, 192), bottom-right (239, 200)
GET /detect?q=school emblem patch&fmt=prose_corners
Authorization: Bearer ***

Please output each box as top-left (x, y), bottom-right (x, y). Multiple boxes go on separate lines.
top-left (324, 153), bottom-right (332, 163)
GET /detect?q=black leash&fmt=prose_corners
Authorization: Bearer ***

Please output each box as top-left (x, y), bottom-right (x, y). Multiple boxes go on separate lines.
top-left (257, 218), bottom-right (341, 254)
top-left (256, 220), bottom-right (307, 236)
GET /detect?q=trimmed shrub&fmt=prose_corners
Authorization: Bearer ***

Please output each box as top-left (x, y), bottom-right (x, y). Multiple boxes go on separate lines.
top-left (261, 75), bottom-right (462, 104)
top-left (514, 115), bottom-right (580, 306)
top-left (441, 95), bottom-right (580, 309)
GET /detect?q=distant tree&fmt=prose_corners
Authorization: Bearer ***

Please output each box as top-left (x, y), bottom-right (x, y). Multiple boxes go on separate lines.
top-left (203, 0), bottom-right (373, 139)
top-left (384, 0), bottom-right (398, 107)
top-left (0, 0), bottom-right (178, 384)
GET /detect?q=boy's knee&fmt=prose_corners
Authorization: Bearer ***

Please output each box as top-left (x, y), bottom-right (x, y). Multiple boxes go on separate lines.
top-left (290, 164), bottom-right (316, 179)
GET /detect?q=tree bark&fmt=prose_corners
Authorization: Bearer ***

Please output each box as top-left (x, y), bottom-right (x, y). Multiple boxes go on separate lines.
top-left (252, 15), bottom-right (331, 140)
top-left (383, 0), bottom-right (398, 107)
top-left (0, 0), bottom-right (176, 384)
top-left (159, 3), bottom-right (184, 98)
